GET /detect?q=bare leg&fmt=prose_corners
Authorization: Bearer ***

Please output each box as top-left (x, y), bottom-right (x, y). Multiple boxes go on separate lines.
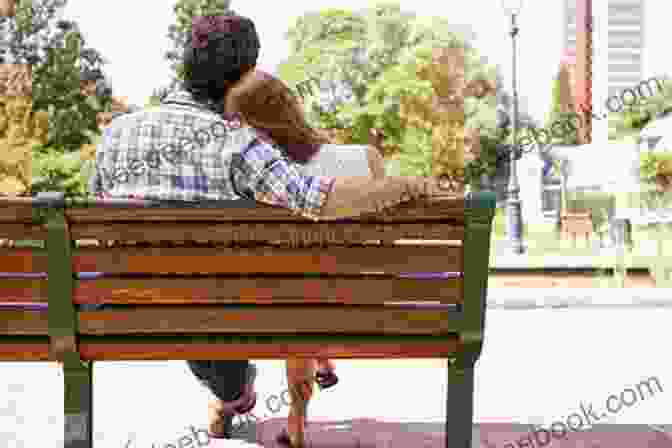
top-left (367, 145), bottom-right (386, 180)
top-left (285, 358), bottom-right (316, 447)
top-left (316, 358), bottom-right (335, 371)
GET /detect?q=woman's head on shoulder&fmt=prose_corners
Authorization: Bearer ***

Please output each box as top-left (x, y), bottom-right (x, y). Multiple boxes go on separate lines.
top-left (225, 70), bottom-right (329, 163)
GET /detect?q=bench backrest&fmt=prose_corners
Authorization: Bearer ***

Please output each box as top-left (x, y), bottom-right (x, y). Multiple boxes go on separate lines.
top-left (0, 191), bottom-right (495, 362)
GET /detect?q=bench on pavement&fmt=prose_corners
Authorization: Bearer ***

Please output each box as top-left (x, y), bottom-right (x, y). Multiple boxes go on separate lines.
top-left (0, 190), bottom-right (495, 448)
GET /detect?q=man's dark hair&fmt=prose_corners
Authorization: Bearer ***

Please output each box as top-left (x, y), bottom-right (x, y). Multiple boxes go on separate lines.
top-left (182, 15), bottom-right (260, 110)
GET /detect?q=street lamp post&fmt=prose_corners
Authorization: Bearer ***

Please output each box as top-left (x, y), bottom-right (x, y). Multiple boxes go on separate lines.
top-left (501, 0), bottom-right (525, 254)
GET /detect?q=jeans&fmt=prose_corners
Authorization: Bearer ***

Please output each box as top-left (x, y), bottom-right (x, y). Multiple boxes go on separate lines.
top-left (186, 360), bottom-right (256, 402)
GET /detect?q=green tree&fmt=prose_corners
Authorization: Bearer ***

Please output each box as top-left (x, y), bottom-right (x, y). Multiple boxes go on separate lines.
top-left (546, 72), bottom-right (578, 145)
top-left (277, 2), bottom-right (502, 183)
top-left (609, 76), bottom-right (672, 140)
top-left (164, 0), bottom-right (233, 90)
top-left (2, 0), bottom-right (113, 151)
top-left (1, 0), bottom-right (113, 196)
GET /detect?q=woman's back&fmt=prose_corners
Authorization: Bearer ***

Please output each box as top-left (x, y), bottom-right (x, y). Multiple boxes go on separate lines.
top-left (300, 143), bottom-right (386, 180)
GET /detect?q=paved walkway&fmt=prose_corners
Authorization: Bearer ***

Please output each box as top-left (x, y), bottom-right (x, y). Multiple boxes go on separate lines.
top-left (488, 271), bottom-right (655, 288)
top-left (1, 308), bottom-right (671, 447)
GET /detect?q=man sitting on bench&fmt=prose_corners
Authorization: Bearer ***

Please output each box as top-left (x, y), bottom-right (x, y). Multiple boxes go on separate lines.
top-left (89, 13), bottom-right (443, 441)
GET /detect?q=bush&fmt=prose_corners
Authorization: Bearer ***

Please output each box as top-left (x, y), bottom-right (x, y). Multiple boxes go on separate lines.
top-left (610, 77), bottom-right (672, 139)
top-left (30, 145), bottom-right (89, 198)
top-left (640, 151), bottom-right (672, 183)
top-left (566, 190), bottom-right (615, 232)
top-left (546, 73), bottom-right (578, 145)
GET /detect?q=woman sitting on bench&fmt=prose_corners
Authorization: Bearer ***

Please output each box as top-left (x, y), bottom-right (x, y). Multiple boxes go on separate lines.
top-left (225, 69), bottom-right (386, 446)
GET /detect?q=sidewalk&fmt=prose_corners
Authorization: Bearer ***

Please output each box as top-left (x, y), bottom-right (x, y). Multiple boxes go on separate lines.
top-left (2, 308), bottom-right (670, 447)
top-left (487, 287), bottom-right (672, 307)
top-left (490, 240), bottom-right (672, 269)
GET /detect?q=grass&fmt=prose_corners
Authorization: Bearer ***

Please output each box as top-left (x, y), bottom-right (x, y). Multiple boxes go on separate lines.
top-left (490, 207), bottom-right (672, 278)
top-left (632, 223), bottom-right (672, 286)
top-left (492, 207), bottom-right (508, 239)
top-left (608, 126), bottom-right (641, 143)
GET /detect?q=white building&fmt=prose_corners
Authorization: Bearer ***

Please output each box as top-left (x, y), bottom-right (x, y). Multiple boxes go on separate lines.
top-left (469, 0), bottom-right (660, 223)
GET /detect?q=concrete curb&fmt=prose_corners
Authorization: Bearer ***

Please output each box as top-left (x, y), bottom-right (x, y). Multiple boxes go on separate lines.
top-left (492, 256), bottom-right (645, 269)
top-left (487, 288), bottom-right (672, 308)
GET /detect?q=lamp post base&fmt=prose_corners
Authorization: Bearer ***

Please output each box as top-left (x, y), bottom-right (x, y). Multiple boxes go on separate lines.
top-left (506, 197), bottom-right (525, 254)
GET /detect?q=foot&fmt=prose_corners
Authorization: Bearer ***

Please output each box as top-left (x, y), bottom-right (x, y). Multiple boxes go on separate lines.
top-left (277, 427), bottom-right (305, 448)
top-left (207, 366), bottom-right (258, 439)
top-left (208, 392), bottom-right (258, 438)
top-left (208, 398), bottom-right (233, 439)
top-left (279, 382), bottom-right (310, 447)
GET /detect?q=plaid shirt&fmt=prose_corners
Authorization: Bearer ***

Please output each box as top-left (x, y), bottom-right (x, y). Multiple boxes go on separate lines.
top-left (89, 89), bottom-right (334, 220)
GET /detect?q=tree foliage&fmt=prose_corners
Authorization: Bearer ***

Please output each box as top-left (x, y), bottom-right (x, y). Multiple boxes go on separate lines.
top-left (1, 0), bottom-right (113, 151)
top-left (277, 2), bottom-right (503, 182)
top-left (1, 0), bottom-right (113, 196)
top-left (609, 76), bottom-right (672, 139)
top-left (546, 67), bottom-right (578, 145)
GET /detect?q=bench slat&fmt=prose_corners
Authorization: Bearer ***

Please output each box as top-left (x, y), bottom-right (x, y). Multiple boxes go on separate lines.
top-left (78, 306), bottom-right (456, 335)
top-left (71, 246), bottom-right (462, 274)
top-left (0, 224), bottom-right (47, 239)
top-left (68, 222), bottom-right (464, 243)
top-left (0, 200), bottom-right (38, 223)
top-left (0, 310), bottom-right (48, 335)
top-left (62, 195), bottom-right (465, 223)
top-left (0, 278), bottom-right (46, 301)
top-left (0, 338), bottom-right (51, 361)
top-left (0, 335), bottom-right (459, 361)
top-left (0, 276), bottom-right (462, 304)
top-left (73, 277), bottom-right (463, 304)
top-left (77, 337), bottom-right (460, 360)
top-left (0, 249), bottom-right (47, 273)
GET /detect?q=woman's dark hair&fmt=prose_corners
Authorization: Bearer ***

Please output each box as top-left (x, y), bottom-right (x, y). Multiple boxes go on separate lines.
top-left (226, 72), bottom-right (330, 163)
top-left (182, 15), bottom-right (260, 110)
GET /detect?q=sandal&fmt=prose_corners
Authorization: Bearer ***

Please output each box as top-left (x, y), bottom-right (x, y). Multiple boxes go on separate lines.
top-left (315, 368), bottom-right (339, 390)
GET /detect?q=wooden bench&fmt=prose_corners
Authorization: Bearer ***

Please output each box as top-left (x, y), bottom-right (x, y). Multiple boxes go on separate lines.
top-left (0, 190), bottom-right (495, 448)
top-left (561, 210), bottom-right (593, 246)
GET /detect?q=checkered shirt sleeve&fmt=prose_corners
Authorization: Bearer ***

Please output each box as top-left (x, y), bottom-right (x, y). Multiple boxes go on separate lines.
top-left (232, 138), bottom-right (335, 221)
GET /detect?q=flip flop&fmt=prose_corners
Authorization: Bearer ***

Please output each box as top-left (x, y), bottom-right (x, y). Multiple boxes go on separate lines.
top-left (315, 368), bottom-right (339, 390)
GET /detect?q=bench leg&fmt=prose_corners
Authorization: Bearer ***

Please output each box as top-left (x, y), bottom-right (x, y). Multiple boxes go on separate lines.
top-left (63, 359), bottom-right (93, 448)
top-left (446, 363), bottom-right (475, 448)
